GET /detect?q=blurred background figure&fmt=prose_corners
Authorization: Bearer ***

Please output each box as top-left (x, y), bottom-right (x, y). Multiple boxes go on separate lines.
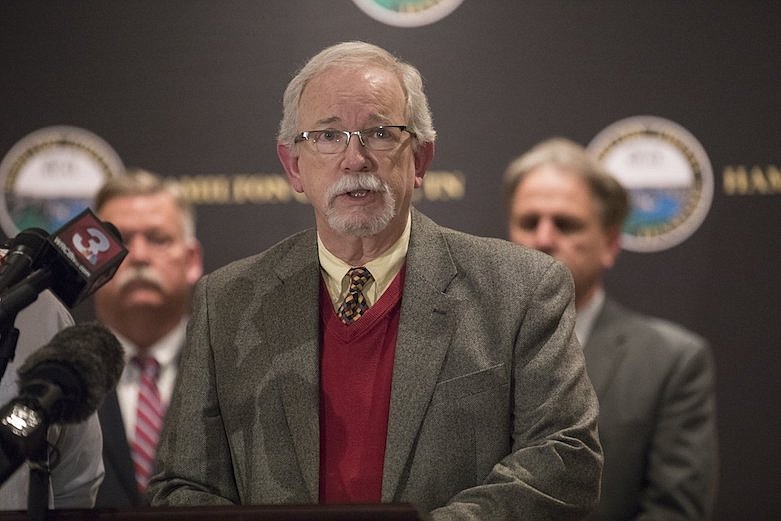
top-left (503, 137), bottom-right (719, 521)
top-left (0, 289), bottom-right (104, 509)
top-left (93, 169), bottom-right (203, 507)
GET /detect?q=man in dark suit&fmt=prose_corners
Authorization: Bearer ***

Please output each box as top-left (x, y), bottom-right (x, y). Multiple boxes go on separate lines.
top-left (148, 41), bottom-right (603, 520)
top-left (93, 170), bottom-right (203, 506)
top-left (503, 137), bottom-right (719, 520)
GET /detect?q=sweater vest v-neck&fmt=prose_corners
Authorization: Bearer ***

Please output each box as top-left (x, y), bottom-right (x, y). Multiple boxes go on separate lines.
top-left (318, 266), bottom-right (405, 503)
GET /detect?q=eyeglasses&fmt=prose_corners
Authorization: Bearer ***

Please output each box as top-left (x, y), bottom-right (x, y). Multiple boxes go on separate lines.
top-left (294, 125), bottom-right (415, 154)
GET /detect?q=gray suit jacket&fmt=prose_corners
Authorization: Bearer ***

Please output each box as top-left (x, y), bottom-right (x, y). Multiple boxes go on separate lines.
top-left (582, 298), bottom-right (718, 521)
top-left (149, 210), bottom-right (602, 520)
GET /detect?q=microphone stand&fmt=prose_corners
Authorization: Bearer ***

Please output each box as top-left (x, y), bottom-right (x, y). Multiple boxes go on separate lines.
top-left (27, 440), bottom-right (49, 521)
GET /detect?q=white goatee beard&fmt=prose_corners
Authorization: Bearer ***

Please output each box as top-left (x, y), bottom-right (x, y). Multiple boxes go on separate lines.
top-left (325, 173), bottom-right (396, 237)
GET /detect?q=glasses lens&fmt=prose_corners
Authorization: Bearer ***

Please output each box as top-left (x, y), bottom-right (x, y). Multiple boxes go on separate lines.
top-left (312, 130), bottom-right (346, 154)
top-left (363, 126), bottom-right (406, 151)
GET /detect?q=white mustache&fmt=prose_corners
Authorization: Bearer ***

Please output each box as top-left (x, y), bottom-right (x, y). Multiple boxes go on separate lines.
top-left (326, 173), bottom-right (387, 203)
top-left (114, 266), bottom-right (164, 291)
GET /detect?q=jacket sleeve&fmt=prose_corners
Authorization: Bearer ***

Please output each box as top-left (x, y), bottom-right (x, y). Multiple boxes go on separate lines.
top-left (148, 276), bottom-right (238, 505)
top-left (430, 260), bottom-right (603, 521)
top-left (49, 414), bottom-right (105, 508)
top-left (635, 329), bottom-right (719, 521)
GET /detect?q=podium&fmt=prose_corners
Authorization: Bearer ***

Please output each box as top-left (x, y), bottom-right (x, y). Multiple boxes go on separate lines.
top-left (0, 503), bottom-right (431, 521)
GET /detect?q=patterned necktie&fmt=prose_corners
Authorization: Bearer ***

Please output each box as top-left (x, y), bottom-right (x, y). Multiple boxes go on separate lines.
top-left (131, 356), bottom-right (164, 494)
top-left (337, 267), bottom-right (373, 324)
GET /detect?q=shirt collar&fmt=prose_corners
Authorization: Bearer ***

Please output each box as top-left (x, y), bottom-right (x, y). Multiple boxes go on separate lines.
top-left (318, 212), bottom-right (410, 306)
top-left (574, 287), bottom-right (605, 347)
top-left (114, 318), bottom-right (187, 369)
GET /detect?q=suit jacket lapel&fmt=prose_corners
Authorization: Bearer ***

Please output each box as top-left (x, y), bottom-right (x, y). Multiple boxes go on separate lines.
top-left (99, 392), bottom-right (140, 503)
top-left (258, 230), bottom-right (322, 501)
top-left (583, 298), bottom-right (630, 399)
top-left (382, 210), bottom-right (460, 501)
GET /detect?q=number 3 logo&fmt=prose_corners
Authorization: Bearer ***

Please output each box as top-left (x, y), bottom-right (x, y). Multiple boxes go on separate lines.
top-left (72, 227), bottom-right (110, 265)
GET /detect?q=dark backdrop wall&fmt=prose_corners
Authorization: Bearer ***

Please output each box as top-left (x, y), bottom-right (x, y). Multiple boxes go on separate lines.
top-left (2, 2), bottom-right (779, 519)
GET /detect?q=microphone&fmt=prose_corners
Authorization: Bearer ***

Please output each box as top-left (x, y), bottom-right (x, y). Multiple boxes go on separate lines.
top-left (0, 228), bottom-right (49, 292)
top-left (0, 209), bottom-right (128, 323)
top-left (0, 322), bottom-right (124, 484)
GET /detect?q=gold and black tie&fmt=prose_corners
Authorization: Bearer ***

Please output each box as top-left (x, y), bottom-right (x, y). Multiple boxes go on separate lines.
top-left (336, 267), bottom-right (373, 324)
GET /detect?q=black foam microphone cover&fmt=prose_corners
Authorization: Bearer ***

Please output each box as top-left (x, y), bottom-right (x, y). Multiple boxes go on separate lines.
top-left (16, 322), bottom-right (124, 423)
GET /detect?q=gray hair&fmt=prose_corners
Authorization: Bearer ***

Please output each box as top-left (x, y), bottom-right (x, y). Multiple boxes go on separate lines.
top-left (94, 168), bottom-right (196, 240)
top-left (503, 137), bottom-right (629, 230)
top-left (277, 41), bottom-right (436, 151)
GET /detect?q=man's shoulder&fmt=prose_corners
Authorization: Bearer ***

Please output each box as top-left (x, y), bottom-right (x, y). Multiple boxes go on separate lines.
top-left (208, 229), bottom-right (316, 281)
top-left (590, 299), bottom-right (715, 393)
top-left (603, 298), bottom-right (710, 354)
top-left (413, 210), bottom-right (555, 270)
top-left (12, 290), bottom-right (74, 358)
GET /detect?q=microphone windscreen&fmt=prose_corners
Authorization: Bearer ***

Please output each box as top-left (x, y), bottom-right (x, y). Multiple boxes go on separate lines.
top-left (16, 322), bottom-right (124, 423)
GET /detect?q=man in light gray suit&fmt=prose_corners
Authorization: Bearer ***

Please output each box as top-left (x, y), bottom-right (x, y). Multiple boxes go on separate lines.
top-left (150, 42), bottom-right (602, 520)
top-left (504, 138), bottom-right (719, 520)
top-left (0, 291), bottom-right (104, 510)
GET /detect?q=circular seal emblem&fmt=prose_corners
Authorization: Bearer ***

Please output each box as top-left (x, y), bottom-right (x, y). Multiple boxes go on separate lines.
top-left (587, 116), bottom-right (714, 252)
top-left (0, 126), bottom-right (124, 237)
top-left (352, 0), bottom-right (464, 27)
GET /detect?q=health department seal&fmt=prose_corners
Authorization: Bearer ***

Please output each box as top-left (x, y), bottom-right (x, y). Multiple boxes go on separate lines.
top-left (587, 116), bottom-right (714, 252)
top-left (352, 0), bottom-right (464, 27)
top-left (0, 126), bottom-right (124, 237)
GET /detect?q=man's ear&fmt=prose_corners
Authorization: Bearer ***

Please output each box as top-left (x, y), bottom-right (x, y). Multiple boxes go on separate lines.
top-left (186, 240), bottom-right (204, 285)
top-left (413, 141), bottom-right (435, 188)
top-left (602, 225), bottom-right (623, 269)
top-left (277, 142), bottom-right (304, 193)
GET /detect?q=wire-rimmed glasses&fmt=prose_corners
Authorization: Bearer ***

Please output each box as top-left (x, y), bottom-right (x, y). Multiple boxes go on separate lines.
top-left (294, 125), bottom-right (415, 154)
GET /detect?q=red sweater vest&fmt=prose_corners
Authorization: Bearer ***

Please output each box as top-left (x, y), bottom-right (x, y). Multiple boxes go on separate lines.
top-left (318, 268), bottom-right (405, 503)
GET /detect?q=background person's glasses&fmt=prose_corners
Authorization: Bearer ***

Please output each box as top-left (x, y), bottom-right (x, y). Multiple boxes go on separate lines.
top-left (294, 125), bottom-right (415, 154)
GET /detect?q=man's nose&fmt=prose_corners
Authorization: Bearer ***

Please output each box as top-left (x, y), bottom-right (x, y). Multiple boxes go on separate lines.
top-left (341, 133), bottom-right (371, 171)
top-left (125, 235), bottom-right (152, 263)
top-left (531, 220), bottom-right (558, 253)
